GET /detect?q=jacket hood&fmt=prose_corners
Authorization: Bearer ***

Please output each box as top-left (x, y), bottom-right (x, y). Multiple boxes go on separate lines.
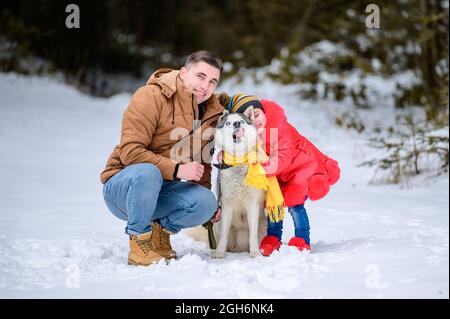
top-left (261, 99), bottom-right (288, 130)
top-left (146, 68), bottom-right (180, 98)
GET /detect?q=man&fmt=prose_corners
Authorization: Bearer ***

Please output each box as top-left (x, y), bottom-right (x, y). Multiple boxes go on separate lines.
top-left (101, 51), bottom-right (224, 266)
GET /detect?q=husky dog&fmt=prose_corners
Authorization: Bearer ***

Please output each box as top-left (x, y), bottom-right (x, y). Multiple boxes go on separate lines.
top-left (211, 107), bottom-right (267, 258)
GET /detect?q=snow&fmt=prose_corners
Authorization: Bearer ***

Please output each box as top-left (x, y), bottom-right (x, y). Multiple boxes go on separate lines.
top-left (0, 71), bottom-right (448, 298)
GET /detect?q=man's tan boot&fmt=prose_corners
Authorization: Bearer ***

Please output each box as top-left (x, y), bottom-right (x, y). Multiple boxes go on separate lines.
top-left (128, 231), bottom-right (165, 266)
top-left (151, 222), bottom-right (177, 259)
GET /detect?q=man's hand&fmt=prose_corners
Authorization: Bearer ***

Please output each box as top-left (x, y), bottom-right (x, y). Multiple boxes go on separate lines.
top-left (211, 207), bottom-right (221, 223)
top-left (176, 162), bottom-right (204, 181)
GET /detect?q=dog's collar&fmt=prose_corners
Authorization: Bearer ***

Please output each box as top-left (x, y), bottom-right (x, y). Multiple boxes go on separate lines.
top-left (213, 162), bottom-right (234, 170)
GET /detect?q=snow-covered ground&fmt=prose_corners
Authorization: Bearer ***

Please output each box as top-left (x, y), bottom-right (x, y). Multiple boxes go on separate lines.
top-left (0, 72), bottom-right (448, 298)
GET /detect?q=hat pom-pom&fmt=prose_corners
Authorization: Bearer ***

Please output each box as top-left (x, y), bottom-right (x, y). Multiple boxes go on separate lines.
top-left (216, 92), bottom-right (231, 108)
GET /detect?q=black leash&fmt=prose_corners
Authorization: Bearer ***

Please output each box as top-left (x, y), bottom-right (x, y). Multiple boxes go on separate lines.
top-left (205, 158), bottom-right (236, 249)
top-left (202, 220), bottom-right (217, 249)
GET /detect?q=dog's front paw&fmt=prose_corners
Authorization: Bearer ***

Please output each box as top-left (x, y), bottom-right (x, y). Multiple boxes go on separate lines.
top-left (212, 250), bottom-right (225, 259)
top-left (249, 250), bottom-right (261, 258)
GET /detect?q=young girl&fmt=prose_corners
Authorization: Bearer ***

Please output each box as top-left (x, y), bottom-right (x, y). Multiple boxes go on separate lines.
top-left (218, 93), bottom-right (340, 256)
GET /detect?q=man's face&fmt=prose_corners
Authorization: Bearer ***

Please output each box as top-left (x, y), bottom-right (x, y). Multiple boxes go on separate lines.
top-left (179, 61), bottom-right (220, 103)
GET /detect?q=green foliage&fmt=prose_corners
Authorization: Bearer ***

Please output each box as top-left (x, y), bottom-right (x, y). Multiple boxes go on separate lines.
top-left (359, 114), bottom-right (449, 184)
top-left (0, 0), bottom-right (448, 115)
top-left (334, 111), bottom-right (365, 133)
top-left (395, 83), bottom-right (429, 108)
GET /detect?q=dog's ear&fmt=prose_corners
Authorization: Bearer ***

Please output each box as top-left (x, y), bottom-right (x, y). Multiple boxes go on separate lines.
top-left (217, 110), bottom-right (230, 128)
top-left (243, 106), bottom-right (255, 124)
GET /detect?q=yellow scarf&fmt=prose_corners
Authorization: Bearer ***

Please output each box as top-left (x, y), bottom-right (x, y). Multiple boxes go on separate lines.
top-left (223, 143), bottom-right (285, 222)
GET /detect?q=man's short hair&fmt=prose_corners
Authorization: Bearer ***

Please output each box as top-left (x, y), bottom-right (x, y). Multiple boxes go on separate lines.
top-left (185, 50), bottom-right (223, 73)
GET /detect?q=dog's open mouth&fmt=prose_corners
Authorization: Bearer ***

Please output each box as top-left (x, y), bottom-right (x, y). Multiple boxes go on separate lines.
top-left (232, 127), bottom-right (245, 143)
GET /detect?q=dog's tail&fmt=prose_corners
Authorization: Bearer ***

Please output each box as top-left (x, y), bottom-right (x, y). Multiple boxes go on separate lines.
top-left (185, 226), bottom-right (209, 246)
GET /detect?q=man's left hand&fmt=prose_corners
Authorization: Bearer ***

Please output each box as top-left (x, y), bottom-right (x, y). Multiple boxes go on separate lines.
top-left (211, 207), bottom-right (221, 223)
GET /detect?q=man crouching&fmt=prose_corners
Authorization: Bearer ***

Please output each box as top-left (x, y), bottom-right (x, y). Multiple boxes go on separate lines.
top-left (100, 51), bottom-right (224, 266)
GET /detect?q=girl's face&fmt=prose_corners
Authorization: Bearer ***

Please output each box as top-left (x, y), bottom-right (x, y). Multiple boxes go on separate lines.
top-left (253, 108), bottom-right (267, 133)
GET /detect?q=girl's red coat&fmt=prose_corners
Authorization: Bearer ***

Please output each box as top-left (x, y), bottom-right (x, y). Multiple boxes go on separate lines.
top-left (261, 99), bottom-right (340, 207)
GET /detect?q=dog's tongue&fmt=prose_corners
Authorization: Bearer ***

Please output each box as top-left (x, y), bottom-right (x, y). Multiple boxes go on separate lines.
top-left (234, 128), bottom-right (245, 139)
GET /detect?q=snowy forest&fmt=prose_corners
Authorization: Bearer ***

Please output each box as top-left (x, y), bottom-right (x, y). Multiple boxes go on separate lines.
top-left (0, 0), bottom-right (448, 299)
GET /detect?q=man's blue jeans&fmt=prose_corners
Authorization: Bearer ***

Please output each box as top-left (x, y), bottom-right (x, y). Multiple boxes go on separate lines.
top-left (266, 204), bottom-right (310, 244)
top-left (102, 163), bottom-right (218, 236)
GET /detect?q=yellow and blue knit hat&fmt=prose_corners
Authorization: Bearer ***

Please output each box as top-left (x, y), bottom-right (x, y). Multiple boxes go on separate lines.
top-left (226, 94), bottom-right (264, 114)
